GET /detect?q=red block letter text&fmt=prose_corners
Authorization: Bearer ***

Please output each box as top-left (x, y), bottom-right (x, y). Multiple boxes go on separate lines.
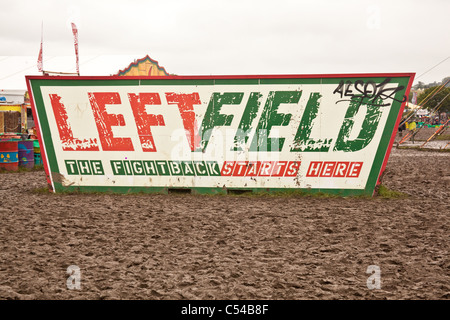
top-left (128, 93), bottom-right (165, 152)
top-left (88, 92), bottom-right (134, 151)
top-left (50, 94), bottom-right (99, 151)
top-left (165, 92), bottom-right (201, 151)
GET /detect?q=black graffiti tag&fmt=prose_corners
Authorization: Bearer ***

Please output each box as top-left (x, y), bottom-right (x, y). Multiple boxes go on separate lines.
top-left (333, 78), bottom-right (406, 106)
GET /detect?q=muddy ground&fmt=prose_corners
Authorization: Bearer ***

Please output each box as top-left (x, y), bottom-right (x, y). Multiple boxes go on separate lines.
top-left (0, 147), bottom-right (449, 300)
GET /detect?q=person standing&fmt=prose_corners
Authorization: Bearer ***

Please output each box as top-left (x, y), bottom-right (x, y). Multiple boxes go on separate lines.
top-left (409, 121), bottom-right (417, 144)
top-left (398, 122), bottom-right (406, 138)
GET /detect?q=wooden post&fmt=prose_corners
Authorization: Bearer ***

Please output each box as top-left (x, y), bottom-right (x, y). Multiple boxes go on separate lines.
top-left (0, 112), bottom-right (4, 133)
top-left (21, 104), bottom-right (28, 133)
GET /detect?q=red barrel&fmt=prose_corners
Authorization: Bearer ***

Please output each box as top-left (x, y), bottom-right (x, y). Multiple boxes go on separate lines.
top-left (0, 141), bottom-right (19, 171)
top-left (18, 140), bottom-right (35, 169)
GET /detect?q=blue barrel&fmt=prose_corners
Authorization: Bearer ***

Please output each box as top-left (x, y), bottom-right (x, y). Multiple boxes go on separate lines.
top-left (34, 153), bottom-right (43, 165)
top-left (33, 139), bottom-right (42, 165)
top-left (18, 140), bottom-right (35, 169)
top-left (33, 139), bottom-right (40, 154)
top-left (0, 141), bottom-right (19, 171)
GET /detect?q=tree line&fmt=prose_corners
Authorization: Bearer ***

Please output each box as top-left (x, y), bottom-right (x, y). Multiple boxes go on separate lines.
top-left (411, 77), bottom-right (450, 113)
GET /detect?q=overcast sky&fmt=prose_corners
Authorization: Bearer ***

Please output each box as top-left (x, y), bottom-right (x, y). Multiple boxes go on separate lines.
top-left (1, 0), bottom-right (449, 90)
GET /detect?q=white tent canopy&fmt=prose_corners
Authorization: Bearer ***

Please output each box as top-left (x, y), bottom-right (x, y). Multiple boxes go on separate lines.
top-left (0, 55), bottom-right (142, 90)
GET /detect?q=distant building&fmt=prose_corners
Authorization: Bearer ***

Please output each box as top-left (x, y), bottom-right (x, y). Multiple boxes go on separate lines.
top-left (0, 89), bottom-right (32, 133)
top-left (0, 89), bottom-right (25, 106)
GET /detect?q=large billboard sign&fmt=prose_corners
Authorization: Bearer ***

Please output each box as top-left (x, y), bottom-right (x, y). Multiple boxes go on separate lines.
top-left (26, 74), bottom-right (414, 196)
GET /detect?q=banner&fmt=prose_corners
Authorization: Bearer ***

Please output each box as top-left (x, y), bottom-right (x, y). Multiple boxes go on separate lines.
top-left (37, 23), bottom-right (43, 72)
top-left (71, 23), bottom-right (79, 75)
top-left (412, 91), bottom-right (417, 105)
top-left (26, 74), bottom-right (414, 196)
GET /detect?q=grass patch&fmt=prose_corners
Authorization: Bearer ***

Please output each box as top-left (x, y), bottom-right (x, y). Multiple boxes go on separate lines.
top-left (29, 165), bottom-right (45, 171)
top-left (227, 189), bottom-right (254, 196)
top-left (30, 187), bottom-right (118, 196)
top-left (168, 188), bottom-right (192, 195)
top-left (30, 187), bottom-right (168, 196)
top-left (376, 185), bottom-right (408, 199)
top-left (397, 145), bottom-right (450, 152)
top-left (435, 134), bottom-right (450, 141)
top-left (230, 187), bottom-right (407, 200)
top-left (265, 189), bottom-right (341, 198)
top-left (224, 188), bottom-right (350, 199)
top-left (0, 165), bottom-right (45, 174)
top-left (29, 184), bottom-right (407, 200)
top-left (31, 187), bottom-right (52, 194)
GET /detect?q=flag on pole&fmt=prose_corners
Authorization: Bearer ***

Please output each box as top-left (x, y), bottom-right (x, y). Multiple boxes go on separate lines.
top-left (412, 92), bottom-right (417, 105)
top-left (37, 22), bottom-right (43, 72)
top-left (71, 23), bottom-right (79, 75)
